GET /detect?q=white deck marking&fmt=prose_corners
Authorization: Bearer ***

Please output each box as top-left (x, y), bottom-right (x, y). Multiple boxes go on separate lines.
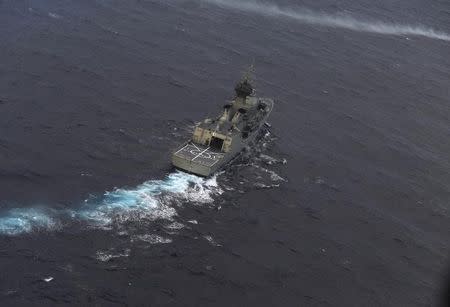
top-left (191, 143), bottom-right (201, 151)
top-left (174, 143), bottom-right (224, 167)
top-left (174, 143), bottom-right (190, 155)
top-left (192, 146), bottom-right (210, 161)
top-left (209, 158), bottom-right (221, 167)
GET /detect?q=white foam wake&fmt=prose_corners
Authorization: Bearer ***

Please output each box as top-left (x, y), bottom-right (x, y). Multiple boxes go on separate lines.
top-left (195, 0), bottom-right (450, 42)
top-left (0, 207), bottom-right (60, 235)
top-left (0, 171), bottom-right (222, 235)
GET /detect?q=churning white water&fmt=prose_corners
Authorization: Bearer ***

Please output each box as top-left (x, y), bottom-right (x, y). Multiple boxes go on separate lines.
top-left (0, 171), bottom-right (222, 235)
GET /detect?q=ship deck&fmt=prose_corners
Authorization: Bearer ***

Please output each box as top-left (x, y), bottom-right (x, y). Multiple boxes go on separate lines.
top-left (173, 142), bottom-right (225, 168)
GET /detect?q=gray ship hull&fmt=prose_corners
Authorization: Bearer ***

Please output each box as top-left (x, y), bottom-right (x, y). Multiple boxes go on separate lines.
top-left (172, 99), bottom-right (273, 177)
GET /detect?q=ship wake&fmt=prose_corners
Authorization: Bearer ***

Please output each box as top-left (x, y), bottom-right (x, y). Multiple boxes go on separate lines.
top-left (0, 171), bottom-right (222, 235)
top-left (195, 0), bottom-right (450, 42)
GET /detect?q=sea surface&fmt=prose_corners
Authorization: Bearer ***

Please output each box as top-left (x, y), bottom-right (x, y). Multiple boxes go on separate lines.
top-left (0, 0), bottom-right (449, 305)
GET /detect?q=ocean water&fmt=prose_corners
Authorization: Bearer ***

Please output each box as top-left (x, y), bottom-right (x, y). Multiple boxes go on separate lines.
top-left (0, 0), bottom-right (449, 305)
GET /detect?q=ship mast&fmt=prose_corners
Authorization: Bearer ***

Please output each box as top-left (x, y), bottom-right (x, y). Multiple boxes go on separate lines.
top-left (234, 64), bottom-right (255, 99)
top-left (242, 63), bottom-right (255, 83)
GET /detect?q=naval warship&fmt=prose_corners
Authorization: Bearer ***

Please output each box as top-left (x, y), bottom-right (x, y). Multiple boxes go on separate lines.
top-left (172, 73), bottom-right (274, 176)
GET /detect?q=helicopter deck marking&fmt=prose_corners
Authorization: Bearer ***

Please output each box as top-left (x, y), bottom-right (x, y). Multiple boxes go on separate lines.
top-left (175, 143), bottom-right (224, 168)
top-left (192, 146), bottom-right (211, 161)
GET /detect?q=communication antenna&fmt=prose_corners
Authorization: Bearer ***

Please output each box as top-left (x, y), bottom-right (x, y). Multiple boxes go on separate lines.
top-left (242, 60), bottom-right (256, 83)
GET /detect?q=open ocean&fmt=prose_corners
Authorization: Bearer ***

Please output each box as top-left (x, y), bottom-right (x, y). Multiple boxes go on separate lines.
top-left (0, 0), bottom-right (449, 305)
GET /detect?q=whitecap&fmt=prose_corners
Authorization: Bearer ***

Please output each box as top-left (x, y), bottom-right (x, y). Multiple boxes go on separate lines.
top-left (203, 235), bottom-right (221, 247)
top-left (165, 222), bottom-right (185, 230)
top-left (48, 12), bottom-right (62, 19)
top-left (134, 234), bottom-right (172, 244)
top-left (252, 165), bottom-right (286, 182)
top-left (96, 248), bottom-right (130, 262)
top-left (43, 277), bottom-right (54, 282)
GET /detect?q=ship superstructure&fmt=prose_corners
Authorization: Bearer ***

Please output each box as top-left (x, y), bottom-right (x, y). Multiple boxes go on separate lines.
top-left (172, 74), bottom-right (274, 176)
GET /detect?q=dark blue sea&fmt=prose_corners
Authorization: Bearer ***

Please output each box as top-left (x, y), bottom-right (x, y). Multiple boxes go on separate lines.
top-left (0, 0), bottom-right (449, 305)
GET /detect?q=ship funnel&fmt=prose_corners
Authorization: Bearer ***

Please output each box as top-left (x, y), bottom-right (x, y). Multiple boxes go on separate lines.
top-left (220, 104), bottom-right (232, 122)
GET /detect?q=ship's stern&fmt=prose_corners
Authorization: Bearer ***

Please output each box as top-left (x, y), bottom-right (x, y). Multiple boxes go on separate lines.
top-left (172, 142), bottom-right (224, 177)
